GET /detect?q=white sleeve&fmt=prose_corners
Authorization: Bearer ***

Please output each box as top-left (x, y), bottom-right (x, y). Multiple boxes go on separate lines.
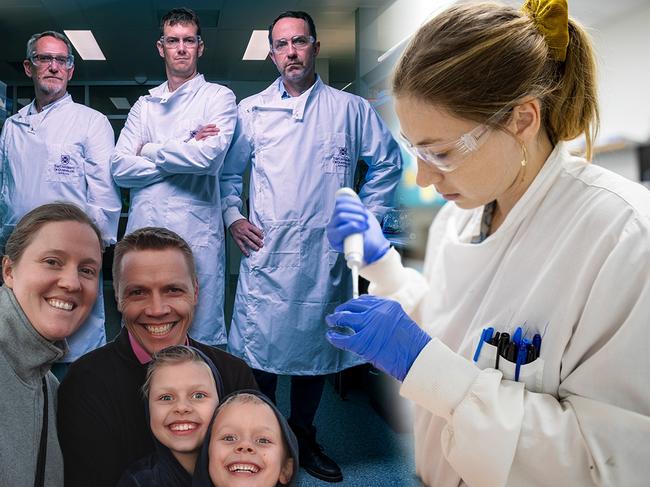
top-left (153, 88), bottom-right (237, 176)
top-left (220, 104), bottom-right (252, 228)
top-left (401, 217), bottom-right (650, 487)
top-left (110, 97), bottom-right (167, 188)
top-left (357, 101), bottom-right (403, 222)
top-left (83, 114), bottom-right (121, 245)
top-left (360, 248), bottom-right (429, 322)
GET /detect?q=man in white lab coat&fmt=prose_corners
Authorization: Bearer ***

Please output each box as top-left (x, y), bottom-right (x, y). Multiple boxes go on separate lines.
top-left (111, 8), bottom-right (236, 347)
top-left (221, 11), bottom-right (402, 482)
top-left (0, 31), bottom-right (121, 363)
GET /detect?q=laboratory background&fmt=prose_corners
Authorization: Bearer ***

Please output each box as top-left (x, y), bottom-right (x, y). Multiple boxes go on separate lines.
top-left (1, 0), bottom-right (649, 485)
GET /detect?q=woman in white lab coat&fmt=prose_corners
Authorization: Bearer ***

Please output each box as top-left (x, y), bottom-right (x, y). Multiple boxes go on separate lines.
top-left (326, 1), bottom-right (650, 486)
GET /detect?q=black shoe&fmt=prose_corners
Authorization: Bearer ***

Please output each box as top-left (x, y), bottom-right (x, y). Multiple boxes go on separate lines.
top-left (291, 423), bottom-right (343, 483)
top-left (299, 438), bottom-right (343, 483)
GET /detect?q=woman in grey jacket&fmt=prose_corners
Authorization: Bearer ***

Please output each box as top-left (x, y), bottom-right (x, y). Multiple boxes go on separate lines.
top-left (0, 202), bottom-right (103, 487)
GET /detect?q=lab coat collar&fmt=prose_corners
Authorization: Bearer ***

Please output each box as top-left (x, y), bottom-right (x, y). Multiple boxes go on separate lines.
top-left (259, 75), bottom-right (323, 121)
top-left (16, 93), bottom-right (72, 123)
top-left (277, 74), bottom-right (320, 98)
top-left (147, 73), bottom-right (206, 103)
top-left (457, 143), bottom-right (567, 244)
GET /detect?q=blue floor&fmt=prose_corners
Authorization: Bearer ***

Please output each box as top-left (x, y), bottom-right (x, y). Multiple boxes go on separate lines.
top-left (274, 375), bottom-right (423, 487)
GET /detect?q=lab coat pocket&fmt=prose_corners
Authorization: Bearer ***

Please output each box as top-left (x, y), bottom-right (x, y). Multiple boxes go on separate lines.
top-left (164, 197), bottom-right (213, 248)
top-left (45, 144), bottom-right (83, 183)
top-left (251, 220), bottom-right (301, 269)
top-left (322, 132), bottom-right (354, 175)
top-left (498, 356), bottom-right (545, 393)
top-left (475, 341), bottom-right (498, 370)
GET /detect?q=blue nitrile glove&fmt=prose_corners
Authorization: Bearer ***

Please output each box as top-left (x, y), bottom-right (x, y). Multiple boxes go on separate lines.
top-left (325, 295), bottom-right (431, 381)
top-left (326, 195), bottom-right (390, 264)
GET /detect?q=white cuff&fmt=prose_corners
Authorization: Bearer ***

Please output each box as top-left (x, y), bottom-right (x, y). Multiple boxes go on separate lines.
top-left (360, 247), bottom-right (401, 283)
top-left (141, 143), bottom-right (163, 161)
top-left (360, 248), bottom-right (429, 315)
top-left (224, 207), bottom-right (246, 228)
top-left (400, 338), bottom-right (480, 422)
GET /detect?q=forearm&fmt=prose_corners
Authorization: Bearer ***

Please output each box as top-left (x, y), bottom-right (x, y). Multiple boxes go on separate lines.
top-left (360, 248), bottom-right (429, 318)
top-left (151, 135), bottom-right (233, 175)
top-left (358, 109), bottom-right (403, 221)
top-left (111, 153), bottom-right (167, 188)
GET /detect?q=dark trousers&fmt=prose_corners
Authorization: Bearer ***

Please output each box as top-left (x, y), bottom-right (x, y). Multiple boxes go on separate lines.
top-left (252, 369), bottom-right (325, 434)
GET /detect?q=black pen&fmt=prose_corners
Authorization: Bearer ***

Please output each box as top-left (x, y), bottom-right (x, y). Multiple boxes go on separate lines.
top-left (526, 344), bottom-right (536, 364)
top-left (533, 334), bottom-right (542, 358)
top-left (506, 342), bottom-right (517, 362)
top-left (495, 333), bottom-right (510, 369)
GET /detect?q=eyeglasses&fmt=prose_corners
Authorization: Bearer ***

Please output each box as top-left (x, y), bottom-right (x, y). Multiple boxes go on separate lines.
top-left (159, 35), bottom-right (202, 49)
top-left (399, 107), bottom-right (511, 173)
top-left (271, 35), bottom-right (315, 54)
top-left (29, 53), bottom-right (74, 69)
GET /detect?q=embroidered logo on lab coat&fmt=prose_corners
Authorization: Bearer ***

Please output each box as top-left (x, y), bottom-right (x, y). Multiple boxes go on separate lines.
top-left (333, 146), bottom-right (351, 167)
top-left (54, 154), bottom-right (75, 175)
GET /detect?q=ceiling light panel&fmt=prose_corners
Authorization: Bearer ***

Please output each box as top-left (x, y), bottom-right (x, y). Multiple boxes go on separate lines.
top-left (243, 30), bottom-right (270, 61)
top-left (109, 97), bottom-right (131, 110)
top-left (64, 30), bottom-right (106, 61)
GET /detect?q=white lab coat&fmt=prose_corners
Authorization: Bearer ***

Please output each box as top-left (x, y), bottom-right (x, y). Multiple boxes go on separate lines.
top-left (0, 94), bottom-right (121, 361)
top-left (111, 75), bottom-right (236, 345)
top-left (221, 76), bottom-right (402, 374)
top-left (361, 143), bottom-right (650, 486)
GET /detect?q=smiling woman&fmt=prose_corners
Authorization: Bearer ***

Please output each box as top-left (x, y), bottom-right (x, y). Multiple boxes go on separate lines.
top-left (0, 202), bottom-right (102, 487)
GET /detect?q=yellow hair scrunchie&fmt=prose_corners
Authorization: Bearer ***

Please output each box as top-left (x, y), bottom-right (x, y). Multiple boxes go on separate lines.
top-left (522, 0), bottom-right (569, 62)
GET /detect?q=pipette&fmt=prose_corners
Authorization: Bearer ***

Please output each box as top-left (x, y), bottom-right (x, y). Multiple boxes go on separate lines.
top-left (334, 187), bottom-right (364, 299)
top-left (328, 187), bottom-right (365, 337)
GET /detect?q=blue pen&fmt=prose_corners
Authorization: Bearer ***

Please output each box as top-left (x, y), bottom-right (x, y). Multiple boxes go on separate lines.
top-left (484, 327), bottom-right (494, 343)
top-left (183, 125), bottom-right (203, 142)
top-left (514, 342), bottom-right (527, 381)
top-left (473, 328), bottom-right (487, 362)
top-left (533, 333), bottom-right (542, 358)
top-left (512, 327), bottom-right (523, 347)
top-left (473, 327), bottom-right (493, 363)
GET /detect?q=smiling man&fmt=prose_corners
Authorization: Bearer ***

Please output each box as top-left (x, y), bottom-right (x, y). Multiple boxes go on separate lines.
top-left (57, 227), bottom-right (257, 487)
top-left (111, 7), bottom-right (236, 350)
top-left (220, 10), bottom-right (402, 482)
top-left (0, 31), bottom-right (121, 365)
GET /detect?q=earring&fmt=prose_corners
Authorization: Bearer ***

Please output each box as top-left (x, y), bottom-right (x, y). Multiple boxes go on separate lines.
top-left (520, 143), bottom-right (528, 167)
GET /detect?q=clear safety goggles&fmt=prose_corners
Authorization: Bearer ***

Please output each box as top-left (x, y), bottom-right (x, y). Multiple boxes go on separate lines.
top-left (271, 35), bottom-right (315, 54)
top-left (400, 107), bottom-right (511, 173)
top-left (29, 53), bottom-right (74, 69)
top-left (159, 35), bottom-right (202, 50)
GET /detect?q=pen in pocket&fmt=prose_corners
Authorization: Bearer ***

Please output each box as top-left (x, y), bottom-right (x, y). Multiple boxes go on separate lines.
top-left (473, 327), bottom-right (494, 362)
top-left (495, 332), bottom-right (510, 369)
top-left (184, 125), bottom-right (203, 142)
top-left (533, 333), bottom-right (542, 358)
